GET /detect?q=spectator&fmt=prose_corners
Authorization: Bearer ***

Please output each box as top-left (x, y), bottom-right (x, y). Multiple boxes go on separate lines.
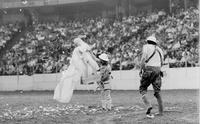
top-left (0, 7), bottom-right (198, 75)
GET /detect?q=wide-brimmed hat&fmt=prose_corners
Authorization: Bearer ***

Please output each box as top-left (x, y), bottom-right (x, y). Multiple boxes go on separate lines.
top-left (99, 53), bottom-right (109, 62)
top-left (146, 36), bottom-right (158, 44)
top-left (73, 37), bottom-right (83, 46)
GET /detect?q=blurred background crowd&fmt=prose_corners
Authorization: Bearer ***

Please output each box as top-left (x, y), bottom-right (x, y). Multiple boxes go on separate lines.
top-left (0, 0), bottom-right (199, 75)
top-left (0, 23), bottom-right (22, 50)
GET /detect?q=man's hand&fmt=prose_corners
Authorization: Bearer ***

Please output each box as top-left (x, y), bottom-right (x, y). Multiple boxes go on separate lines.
top-left (139, 64), bottom-right (145, 77)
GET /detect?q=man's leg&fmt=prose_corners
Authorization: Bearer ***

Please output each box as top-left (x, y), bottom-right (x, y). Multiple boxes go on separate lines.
top-left (139, 68), bottom-right (154, 118)
top-left (140, 71), bottom-right (152, 115)
top-left (152, 70), bottom-right (163, 115)
top-left (101, 90), bottom-right (106, 110)
top-left (140, 88), bottom-right (153, 116)
top-left (154, 92), bottom-right (163, 115)
top-left (141, 93), bottom-right (154, 118)
top-left (141, 94), bottom-right (152, 114)
top-left (104, 89), bottom-right (112, 110)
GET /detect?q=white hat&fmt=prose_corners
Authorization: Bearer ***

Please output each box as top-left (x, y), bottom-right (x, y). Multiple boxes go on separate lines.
top-left (99, 53), bottom-right (109, 62)
top-left (78, 35), bottom-right (87, 39)
top-left (146, 36), bottom-right (158, 43)
top-left (73, 38), bottom-right (83, 45)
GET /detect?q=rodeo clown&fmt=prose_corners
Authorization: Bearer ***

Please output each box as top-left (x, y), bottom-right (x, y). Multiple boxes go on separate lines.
top-left (97, 53), bottom-right (112, 111)
top-left (139, 35), bottom-right (164, 118)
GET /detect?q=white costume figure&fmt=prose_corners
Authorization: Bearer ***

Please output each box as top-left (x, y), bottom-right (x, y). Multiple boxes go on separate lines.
top-left (53, 38), bottom-right (99, 103)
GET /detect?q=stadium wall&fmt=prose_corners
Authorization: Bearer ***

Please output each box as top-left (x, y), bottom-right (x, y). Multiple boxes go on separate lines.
top-left (0, 67), bottom-right (199, 91)
top-left (2, 14), bottom-right (26, 24)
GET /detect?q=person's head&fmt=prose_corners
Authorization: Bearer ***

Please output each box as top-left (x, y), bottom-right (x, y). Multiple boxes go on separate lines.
top-left (73, 37), bottom-right (82, 47)
top-left (73, 37), bottom-right (88, 48)
top-left (146, 36), bottom-right (158, 45)
top-left (99, 53), bottom-right (109, 66)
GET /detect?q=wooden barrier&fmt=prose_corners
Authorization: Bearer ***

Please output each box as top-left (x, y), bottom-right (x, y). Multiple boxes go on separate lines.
top-left (0, 67), bottom-right (199, 91)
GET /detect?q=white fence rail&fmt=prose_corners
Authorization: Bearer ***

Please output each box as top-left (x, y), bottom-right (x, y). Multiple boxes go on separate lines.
top-left (0, 67), bottom-right (199, 91)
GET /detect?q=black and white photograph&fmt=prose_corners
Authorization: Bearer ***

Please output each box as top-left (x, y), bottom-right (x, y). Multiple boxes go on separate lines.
top-left (0, 0), bottom-right (199, 123)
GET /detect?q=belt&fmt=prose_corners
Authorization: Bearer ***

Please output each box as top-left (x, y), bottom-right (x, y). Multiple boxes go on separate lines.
top-left (144, 66), bottom-right (161, 72)
top-left (145, 66), bottom-right (161, 69)
top-left (104, 82), bottom-right (109, 84)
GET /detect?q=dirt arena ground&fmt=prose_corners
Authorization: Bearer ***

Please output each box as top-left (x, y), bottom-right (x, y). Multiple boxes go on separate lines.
top-left (0, 90), bottom-right (199, 124)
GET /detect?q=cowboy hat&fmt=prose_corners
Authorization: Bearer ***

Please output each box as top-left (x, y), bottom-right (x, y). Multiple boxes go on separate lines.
top-left (99, 53), bottom-right (109, 62)
top-left (146, 36), bottom-right (158, 44)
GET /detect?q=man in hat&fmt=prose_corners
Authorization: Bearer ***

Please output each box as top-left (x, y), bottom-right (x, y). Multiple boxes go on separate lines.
top-left (98, 53), bottom-right (112, 111)
top-left (139, 36), bottom-right (164, 118)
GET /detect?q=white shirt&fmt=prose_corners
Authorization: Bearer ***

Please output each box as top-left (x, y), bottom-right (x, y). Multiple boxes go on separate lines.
top-left (142, 44), bottom-right (164, 67)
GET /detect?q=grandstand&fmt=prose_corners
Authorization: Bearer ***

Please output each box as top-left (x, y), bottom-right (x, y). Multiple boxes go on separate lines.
top-left (0, 0), bottom-right (199, 123)
top-left (0, 0), bottom-right (199, 76)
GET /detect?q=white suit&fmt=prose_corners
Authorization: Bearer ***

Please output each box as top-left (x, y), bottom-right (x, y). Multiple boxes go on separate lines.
top-left (53, 38), bottom-right (99, 103)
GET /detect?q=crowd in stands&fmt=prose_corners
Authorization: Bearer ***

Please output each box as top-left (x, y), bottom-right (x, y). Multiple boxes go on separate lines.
top-left (0, 23), bottom-right (21, 50)
top-left (0, 7), bottom-right (199, 75)
top-left (158, 7), bottom-right (199, 68)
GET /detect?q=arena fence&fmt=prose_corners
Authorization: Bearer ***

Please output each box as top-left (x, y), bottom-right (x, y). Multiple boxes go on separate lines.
top-left (0, 67), bottom-right (199, 91)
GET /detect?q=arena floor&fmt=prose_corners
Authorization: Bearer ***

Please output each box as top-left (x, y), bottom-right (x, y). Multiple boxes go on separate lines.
top-left (0, 90), bottom-right (199, 124)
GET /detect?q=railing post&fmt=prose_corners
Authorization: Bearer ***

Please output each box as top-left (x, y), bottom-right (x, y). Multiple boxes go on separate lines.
top-left (17, 64), bottom-right (19, 91)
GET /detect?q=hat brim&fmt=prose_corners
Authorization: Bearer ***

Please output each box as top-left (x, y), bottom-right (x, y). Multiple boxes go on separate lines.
top-left (99, 57), bottom-right (109, 62)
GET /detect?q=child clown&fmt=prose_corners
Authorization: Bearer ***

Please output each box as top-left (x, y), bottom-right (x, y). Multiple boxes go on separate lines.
top-left (98, 53), bottom-right (112, 111)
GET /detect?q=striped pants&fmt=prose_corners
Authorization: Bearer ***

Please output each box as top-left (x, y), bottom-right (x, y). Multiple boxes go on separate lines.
top-left (101, 89), bottom-right (112, 110)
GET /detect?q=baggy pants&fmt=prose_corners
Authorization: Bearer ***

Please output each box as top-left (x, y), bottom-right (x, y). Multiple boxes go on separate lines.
top-left (101, 89), bottom-right (112, 110)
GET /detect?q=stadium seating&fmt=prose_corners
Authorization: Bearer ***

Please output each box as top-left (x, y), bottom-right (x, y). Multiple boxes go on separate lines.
top-left (0, 7), bottom-right (198, 75)
top-left (0, 23), bottom-right (21, 50)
